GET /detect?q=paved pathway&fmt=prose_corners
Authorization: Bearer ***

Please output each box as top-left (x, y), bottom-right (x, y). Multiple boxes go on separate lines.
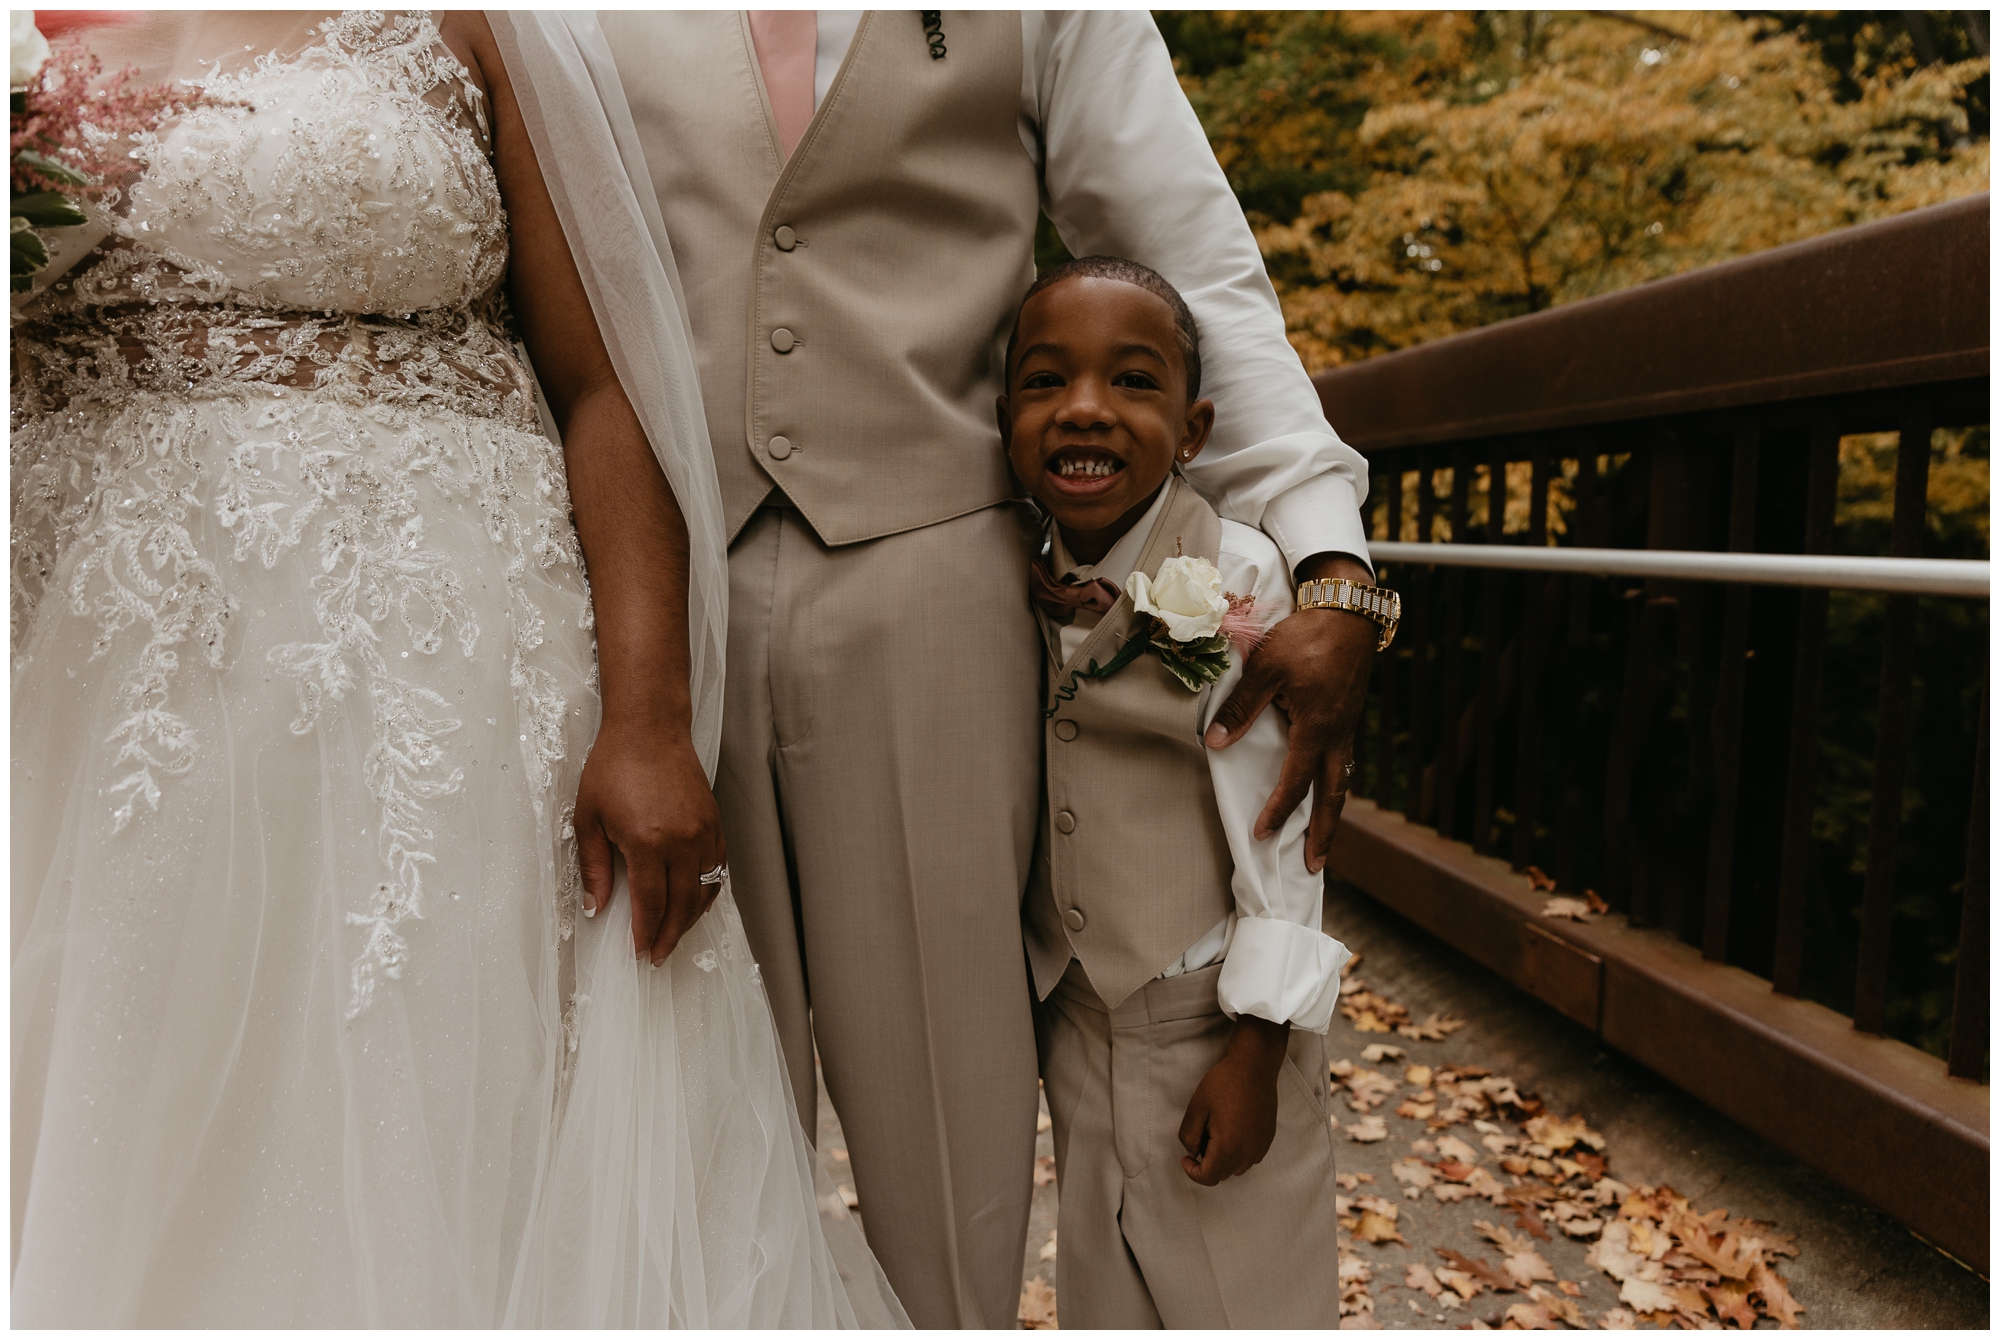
top-left (1304, 881), bottom-right (1986, 1329)
top-left (816, 878), bottom-right (1988, 1328)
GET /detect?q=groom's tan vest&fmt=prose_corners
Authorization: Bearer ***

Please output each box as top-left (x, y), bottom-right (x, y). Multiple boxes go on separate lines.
top-left (1025, 477), bottom-right (1235, 1011)
top-left (599, 11), bottom-right (1040, 545)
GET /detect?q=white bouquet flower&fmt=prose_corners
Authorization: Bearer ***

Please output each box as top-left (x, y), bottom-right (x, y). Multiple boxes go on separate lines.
top-left (11, 13), bottom-right (49, 89)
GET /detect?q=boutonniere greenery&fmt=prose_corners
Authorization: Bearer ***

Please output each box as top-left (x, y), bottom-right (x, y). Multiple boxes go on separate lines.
top-left (1046, 551), bottom-right (1274, 716)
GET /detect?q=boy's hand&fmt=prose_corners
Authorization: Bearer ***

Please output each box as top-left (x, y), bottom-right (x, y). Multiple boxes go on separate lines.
top-left (1179, 1016), bottom-right (1291, 1186)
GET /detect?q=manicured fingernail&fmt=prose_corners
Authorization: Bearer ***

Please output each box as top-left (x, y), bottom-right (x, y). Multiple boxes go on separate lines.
top-left (583, 903), bottom-right (596, 918)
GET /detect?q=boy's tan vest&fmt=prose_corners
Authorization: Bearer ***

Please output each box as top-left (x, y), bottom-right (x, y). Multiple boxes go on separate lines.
top-left (1025, 477), bottom-right (1236, 1010)
top-left (599, 11), bottom-right (1041, 546)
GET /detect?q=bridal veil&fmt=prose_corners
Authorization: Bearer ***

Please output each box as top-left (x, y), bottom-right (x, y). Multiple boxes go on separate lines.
top-left (490, 12), bottom-right (904, 1327)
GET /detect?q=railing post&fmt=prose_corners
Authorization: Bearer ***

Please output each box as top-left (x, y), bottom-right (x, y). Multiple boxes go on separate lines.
top-left (1854, 397), bottom-right (1934, 1036)
top-left (1607, 594), bottom-right (1676, 922)
top-left (1406, 459), bottom-right (1439, 824)
top-left (1652, 426), bottom-right (1713, 945)
top-left (1947, 677), bottom-right (1988, 1081)
top-left (1703, 422), bottom-right (1761, 962)
top-left (1433, 451), bottom-right (1472, 836)
top-left (1512, 446), bottom-right (1554, 870)
top-left (1567, 452), bottom-right (1601, 648)
top-left (1373, 465), bottom-right (1405, 808)
top-left (1773, 416), bottom-right (1840, 996)
top-left (1554, 450), bottom-right (1603, 898)
top-left (1473, 443), bottom-right (1507, 852)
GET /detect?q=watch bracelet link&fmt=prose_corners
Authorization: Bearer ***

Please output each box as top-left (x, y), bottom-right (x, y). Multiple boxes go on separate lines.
top-left (1295, 577), bottom-right (1401, 651)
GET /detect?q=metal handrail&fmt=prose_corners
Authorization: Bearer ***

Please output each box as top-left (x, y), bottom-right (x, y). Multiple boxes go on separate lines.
top-left (1370, 541), bottom-right (1991, 597)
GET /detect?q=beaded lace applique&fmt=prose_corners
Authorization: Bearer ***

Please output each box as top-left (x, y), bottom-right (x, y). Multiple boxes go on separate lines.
top-left (11, 11), bottom-right (527, 430)
top-left (10, 12), bottom-right (589, 1019)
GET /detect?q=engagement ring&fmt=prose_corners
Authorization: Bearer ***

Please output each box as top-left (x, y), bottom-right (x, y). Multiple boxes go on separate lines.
top-left (698, 864), bottom-right (728, 886)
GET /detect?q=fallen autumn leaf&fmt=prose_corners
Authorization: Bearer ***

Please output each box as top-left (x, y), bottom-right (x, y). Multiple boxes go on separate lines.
top-left (1018, 1277), bottom-right (1057, 1329)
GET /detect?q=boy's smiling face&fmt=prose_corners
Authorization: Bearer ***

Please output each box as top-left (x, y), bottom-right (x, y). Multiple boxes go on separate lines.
top-left (998, 275), bottom-right (1214, 565)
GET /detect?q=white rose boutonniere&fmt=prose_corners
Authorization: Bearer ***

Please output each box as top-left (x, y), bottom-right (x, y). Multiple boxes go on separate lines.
top-left (1043, 542), bottom-right (1282, 714)
top-left (1127, 554), bottom-right (1228, 642)
top-left (1123, 554), bottom-right (1234, 690)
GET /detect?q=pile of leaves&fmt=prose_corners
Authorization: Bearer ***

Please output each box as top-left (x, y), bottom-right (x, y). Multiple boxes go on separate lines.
top-left (1340, 958), bottom-right (1469, 1043)
top-left (1325, 985), bottom-right (1804, 1330)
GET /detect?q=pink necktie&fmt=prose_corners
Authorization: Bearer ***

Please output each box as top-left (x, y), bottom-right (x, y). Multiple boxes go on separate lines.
top-left (748, 10), bottom-right (817, 160)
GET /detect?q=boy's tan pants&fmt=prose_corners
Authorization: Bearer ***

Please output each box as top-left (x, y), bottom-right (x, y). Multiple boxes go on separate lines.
top-left (1035, 960), bottom-right (1346, 1329)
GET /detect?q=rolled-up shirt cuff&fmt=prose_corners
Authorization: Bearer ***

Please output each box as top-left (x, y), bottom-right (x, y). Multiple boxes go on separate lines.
top-left (1261, 472), bottom-right (1374, 580)
top-left (1216, 917), bottom-right (1352, 1034)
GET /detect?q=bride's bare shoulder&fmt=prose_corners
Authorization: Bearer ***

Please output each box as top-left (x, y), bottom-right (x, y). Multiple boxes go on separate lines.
top-left (436, 11), bottom-right (501, 106)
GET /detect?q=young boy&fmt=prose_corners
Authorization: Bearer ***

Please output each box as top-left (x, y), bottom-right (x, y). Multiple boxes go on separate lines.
top-left (1000, 257), bottom-right (1377, 1328)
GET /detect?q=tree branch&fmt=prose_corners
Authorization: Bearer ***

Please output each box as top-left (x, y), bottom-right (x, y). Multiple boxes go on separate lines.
top-left (1586, 11), bottom-right (1694, 44)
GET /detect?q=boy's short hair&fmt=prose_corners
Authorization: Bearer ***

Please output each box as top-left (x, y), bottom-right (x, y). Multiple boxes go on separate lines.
top-left (1005, 256), bottom-right (1202, 400)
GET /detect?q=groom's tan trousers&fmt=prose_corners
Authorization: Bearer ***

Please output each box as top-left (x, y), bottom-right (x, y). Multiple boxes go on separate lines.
top-left (718, 501), bottom-right (1044, 1329)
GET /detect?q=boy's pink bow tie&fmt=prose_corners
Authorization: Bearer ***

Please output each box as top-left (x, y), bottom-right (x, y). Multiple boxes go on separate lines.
top-left (1031, 560), bottom-right (1122, 620)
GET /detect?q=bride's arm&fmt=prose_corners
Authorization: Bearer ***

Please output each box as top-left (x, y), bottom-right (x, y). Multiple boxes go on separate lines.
top-left (451, 14), bottom-right (725, 967)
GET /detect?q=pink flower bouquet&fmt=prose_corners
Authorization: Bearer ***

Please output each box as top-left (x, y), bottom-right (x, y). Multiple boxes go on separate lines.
top-left (11, 11), bottom-right (199, 292)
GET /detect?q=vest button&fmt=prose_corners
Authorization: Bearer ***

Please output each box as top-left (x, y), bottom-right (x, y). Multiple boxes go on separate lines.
top-left (1054, 810), bottom-right (1076, 834)
top-left (1063, 907), bottom-right (1086, 933)
top-left (774, 225), bottom-right (798, 251)
top-left (770, 327), bottom-right (797, 353)
top-left (1052, 719), bottom-right (1078, 742)
top-left (767, 435), bottom-right (793, 460)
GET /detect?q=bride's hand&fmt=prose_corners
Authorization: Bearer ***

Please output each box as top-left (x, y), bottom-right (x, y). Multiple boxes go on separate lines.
top-left (572, 724), bottom-right (726, 966)
top-left (466, 10), bottom-right (722, 968)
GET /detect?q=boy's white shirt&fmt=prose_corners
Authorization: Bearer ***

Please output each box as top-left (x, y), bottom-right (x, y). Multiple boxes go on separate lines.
top-left (1047, 487), bottom-right (1352, 1034)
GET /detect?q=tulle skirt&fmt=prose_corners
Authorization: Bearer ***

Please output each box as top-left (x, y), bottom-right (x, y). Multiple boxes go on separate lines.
top-left (11, 387), bottom-right (903, 1326)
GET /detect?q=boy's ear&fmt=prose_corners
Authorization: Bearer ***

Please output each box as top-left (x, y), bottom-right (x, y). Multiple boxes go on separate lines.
top-left (995, 394), bottom-right (1012, 447)
top-left (1178, 397), bottom-right (1216, 465)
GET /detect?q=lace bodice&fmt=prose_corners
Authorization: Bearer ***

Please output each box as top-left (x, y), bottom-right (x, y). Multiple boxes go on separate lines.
top-left (11, 13), bottom-right (588, 1021)
top-left (11, 11), bottom-right (532, 428)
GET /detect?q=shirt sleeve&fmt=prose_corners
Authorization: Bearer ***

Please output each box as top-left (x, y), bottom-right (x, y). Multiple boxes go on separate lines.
top-left (1024, 11), bottom-right (1373, 577)
top-left (1200, 523), bottom-right (1353, 1032)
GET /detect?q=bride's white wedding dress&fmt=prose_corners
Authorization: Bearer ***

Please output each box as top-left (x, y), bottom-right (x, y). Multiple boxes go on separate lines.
top-left (11, 12), bottom-right (901, 1327)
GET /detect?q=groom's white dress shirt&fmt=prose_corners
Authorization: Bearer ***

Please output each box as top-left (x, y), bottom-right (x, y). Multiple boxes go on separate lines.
top-left (1047, 487), bottom-right (1352, 1034)
top-left (811, 10), bottom-right (1374, 576)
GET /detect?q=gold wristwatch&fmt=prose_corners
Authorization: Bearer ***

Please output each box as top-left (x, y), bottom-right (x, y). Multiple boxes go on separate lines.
top-left (1296, 577), bottom-right (1401, 651)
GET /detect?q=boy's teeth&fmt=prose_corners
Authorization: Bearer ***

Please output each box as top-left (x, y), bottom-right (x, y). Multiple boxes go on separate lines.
top-left (1058, 458), bottom-right (1117, 479)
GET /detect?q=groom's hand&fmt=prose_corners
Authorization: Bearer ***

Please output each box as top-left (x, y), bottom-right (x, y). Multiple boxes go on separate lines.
top-left (1205, 552), bottom-right (1377, 874)
top-left (573, 726), bottom-right (727, 966)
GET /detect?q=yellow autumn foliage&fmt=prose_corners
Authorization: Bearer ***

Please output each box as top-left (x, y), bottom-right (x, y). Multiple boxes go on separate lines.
top-left (1173, 11), bottom-right (1989, 373)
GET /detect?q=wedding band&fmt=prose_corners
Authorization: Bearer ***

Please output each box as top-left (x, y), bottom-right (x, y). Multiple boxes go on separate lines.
top-left (698, 864), bottom-right (728, 886)
top-left (1342, 760), bottom-right (1357, 778)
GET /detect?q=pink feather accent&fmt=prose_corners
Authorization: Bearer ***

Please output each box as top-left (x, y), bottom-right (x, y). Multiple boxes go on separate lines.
top-left (1219, 593), bottom-right (1277, 657)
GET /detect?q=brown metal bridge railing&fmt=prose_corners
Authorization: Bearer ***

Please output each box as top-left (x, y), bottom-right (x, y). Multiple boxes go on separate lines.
top-left (1314, 194), bottom-right (1990, 1271)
